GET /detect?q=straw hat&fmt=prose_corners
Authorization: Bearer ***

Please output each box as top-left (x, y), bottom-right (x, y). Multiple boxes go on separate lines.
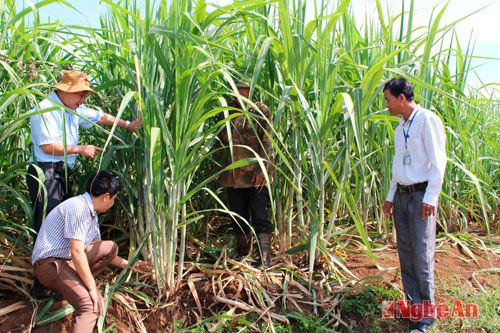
top-left (53, 70), bottom-right (96, 94)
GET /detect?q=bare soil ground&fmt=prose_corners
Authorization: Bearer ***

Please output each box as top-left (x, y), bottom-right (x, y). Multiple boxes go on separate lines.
top-left (342, 237), bottom-right (500, 333)
top-left (1, 236), bottom-right (498, 333)
top-left (345, 240), bottom-right (499, 290)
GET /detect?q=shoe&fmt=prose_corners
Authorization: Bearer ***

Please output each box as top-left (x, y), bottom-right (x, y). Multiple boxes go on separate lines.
top-left (257, 233), bottom-right (272, 268)
top-left (235, 233), bottom-right (251, 257)
top-left (32, 278), bottom-right (63, 301)
top-left (409, 321), bottom-right (428, 333)
top-left (32, 278), bottom-right (52, 300)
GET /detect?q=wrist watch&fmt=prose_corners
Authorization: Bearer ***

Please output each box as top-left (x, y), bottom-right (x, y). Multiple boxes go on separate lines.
top-left (125, 120), bottom-right (131, 129)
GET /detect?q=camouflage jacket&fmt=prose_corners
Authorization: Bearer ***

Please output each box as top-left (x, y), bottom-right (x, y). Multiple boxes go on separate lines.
top-left (217, 101), bottom-right (275, 188)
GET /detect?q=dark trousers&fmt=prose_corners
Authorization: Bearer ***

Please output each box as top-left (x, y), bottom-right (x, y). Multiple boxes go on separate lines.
top-left (227, 187), bottom-right (272, 234)
top-left (393, 190), bottom-right (436, 325)
top-left (26, 162), bottom-right (73, 233)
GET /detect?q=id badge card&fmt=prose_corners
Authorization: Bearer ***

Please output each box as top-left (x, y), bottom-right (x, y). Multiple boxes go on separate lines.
top-left (403, 150), bottom-right (411, 166)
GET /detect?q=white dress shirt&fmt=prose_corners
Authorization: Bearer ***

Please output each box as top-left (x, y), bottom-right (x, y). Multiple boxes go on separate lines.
top-left (386, 106), bottom-right (447, 206)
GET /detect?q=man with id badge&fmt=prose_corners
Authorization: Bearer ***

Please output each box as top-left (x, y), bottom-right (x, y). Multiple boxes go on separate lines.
top-left (382, 78), bottom-right (447, 333)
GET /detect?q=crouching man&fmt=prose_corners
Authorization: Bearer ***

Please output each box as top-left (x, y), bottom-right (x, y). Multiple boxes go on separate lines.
top-left (32, 171), bottom-right (141, 332)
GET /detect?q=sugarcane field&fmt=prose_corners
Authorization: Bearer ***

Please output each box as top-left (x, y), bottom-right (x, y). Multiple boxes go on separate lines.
top-left (0, 0), bottom-right (499, 332)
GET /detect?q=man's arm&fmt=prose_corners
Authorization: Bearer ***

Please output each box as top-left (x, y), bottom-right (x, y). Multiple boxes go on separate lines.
top-left (109, 256), bottom-right (150, 272)
top-left (98, 113), bottom-right (142, 132)
top-left (383, 153), bottom-right (398, 218)
top-left (110, 256), bottom-right (128, 269)
top-left (30, 106), bottom-right (104, 157)
top-left (421, 114), bottom-right (447, 218)
top-left (41, 143), bottom-right (103, 158)
top-left (70, 239), bottom-right (104, 315)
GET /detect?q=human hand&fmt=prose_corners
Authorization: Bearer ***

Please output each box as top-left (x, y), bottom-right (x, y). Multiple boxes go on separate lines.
top-left (88, 288), bottom-right (104, 316)
top-left (128, 117), bottom-right (142, 132)
top-left (253, 173), bottom-right (265, 187)
top-left (421, 203), bottom-right (436, 219)
top-left (132, 260), bottom-right (151, 273)
top-left (383, 200), bottom-right (393, 218)
top-left (78, 145), bottom-right (104, 158)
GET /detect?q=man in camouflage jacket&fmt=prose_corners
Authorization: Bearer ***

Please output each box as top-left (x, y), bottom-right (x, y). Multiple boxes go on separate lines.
top-left (217, 81), bottom-right (274, 267)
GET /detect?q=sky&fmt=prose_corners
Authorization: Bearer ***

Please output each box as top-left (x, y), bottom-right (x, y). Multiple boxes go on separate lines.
top-left (15, 0), bottom-right (500, 89)
top-left (347, 0), bottom-right (500, 89)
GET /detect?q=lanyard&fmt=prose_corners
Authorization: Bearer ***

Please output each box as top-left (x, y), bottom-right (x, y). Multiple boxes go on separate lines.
top-left (402, 108), bottom-right (419, 150)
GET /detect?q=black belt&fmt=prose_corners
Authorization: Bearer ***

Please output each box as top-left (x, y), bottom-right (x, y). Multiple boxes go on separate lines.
top-left (37, 161), bottom-right (64, 167)
top-left (397, 182), bottom-right (428, 193)
top-left (33, 162), bottom-right (73, 175)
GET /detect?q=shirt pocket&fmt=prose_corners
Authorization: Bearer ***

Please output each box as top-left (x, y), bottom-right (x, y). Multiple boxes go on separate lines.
top-left (406, 133), bottom-right (423, 153)
top-left (405, 120), bottom-right (423, 151)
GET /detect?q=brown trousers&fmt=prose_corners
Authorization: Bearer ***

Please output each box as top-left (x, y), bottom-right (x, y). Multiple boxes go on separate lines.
top-left (34, 241), bottom-right (118, 333)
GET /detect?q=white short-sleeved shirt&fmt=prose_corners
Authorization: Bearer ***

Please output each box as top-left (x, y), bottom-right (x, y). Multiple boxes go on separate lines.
top-left (32, 192), bottom-right (101, 264)
top-left (30, 92), bottom-right (102, 168)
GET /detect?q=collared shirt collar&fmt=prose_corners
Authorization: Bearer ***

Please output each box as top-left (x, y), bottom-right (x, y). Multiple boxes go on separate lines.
top-left (82, 192), bottom-right (97, 216)
top-left (401, 105), bottom-right (421, 126)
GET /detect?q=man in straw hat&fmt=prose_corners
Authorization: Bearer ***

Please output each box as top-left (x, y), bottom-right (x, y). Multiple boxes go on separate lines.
top-left (217, 79), bottom-right (275, 267)
top-left (27, 70), bottom-right (141, 296)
